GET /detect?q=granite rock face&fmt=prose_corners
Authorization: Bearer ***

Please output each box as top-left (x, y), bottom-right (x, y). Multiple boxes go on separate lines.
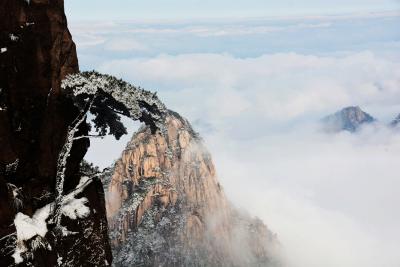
top-left (106, 111), bottom-right (279, 267)
top-left (322, 106), bottom-right (376, 132)
top-left (0, 1), bottom-right (111, 266)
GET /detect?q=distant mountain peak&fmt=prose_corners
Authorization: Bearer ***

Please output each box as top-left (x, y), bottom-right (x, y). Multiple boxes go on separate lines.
top-left (390, 114), bottom-right (400, 127)
top-left (322, 106), bottom-right (376, 132)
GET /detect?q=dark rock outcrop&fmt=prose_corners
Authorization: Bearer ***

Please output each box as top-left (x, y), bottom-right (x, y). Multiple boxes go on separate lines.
top-left (322, 106), bottom-right (375, 132)
top-left (0, 1), bottom-right (111, 266)
top-left (106, 111), bottom-right (279, 267)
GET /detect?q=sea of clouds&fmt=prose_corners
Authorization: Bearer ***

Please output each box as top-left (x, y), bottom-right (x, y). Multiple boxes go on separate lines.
top-left (70, 13), bottom-right (400, 267)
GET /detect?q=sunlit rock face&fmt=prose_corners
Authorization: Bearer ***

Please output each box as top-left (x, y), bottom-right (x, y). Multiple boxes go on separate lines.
top-left (106, 111), bottom-right (279, 267)
top-left (322, 106), bottom-right (376, 133)
top-left (0, 1), bottom-right (111, 266)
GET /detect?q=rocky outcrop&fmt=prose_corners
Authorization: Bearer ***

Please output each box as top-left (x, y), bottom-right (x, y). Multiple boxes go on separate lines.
top-left (322, 106), bottom-right (376, 132)
top-left (106, 111), bottom-right (279, 267)
top-left (0, 1), bottom-right (111, 266)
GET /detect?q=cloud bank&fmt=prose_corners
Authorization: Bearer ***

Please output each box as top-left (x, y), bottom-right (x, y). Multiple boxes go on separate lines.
top-left (206, 125), bottom-right (400, 267)
top-left (69, 13), bottom-right (400, 67)
top-left (99, 52), bottom-right (400, 128)
top-left (82, 50), bottom-right (400, 267)
top-left (73, 14), bottom-right (400, 267)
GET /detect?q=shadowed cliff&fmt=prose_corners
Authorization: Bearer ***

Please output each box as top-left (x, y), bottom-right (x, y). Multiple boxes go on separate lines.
top-left (0, 1), bottom-right (112, 265)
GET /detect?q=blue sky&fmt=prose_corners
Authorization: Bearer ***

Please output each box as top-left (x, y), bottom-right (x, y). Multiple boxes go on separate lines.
top-left (70, 14), bottom-right (400, 63)
top-left (66, 0), bottom-right (400, 20)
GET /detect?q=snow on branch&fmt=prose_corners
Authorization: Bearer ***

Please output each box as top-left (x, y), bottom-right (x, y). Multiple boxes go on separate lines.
top-left (53, 96), bottom-right (96, 226)
top-left (61, 71), bottom-right (167, 137)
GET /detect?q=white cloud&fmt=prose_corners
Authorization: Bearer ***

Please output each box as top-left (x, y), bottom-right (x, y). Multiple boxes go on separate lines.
top-left (118, 22), bottom-right (333, 37)
top-left (206, 124), bottom-right (400, 267)
top-left (68, 12), bottom-right (399, 38)
top-left (69, 22), bottom-right (116, 48)
top-left (99, 51), bottom-right (400, 127)
top-left (91, 50), bottom-right (400, 266)
top-left (104, 38), bottom-right (148, 52)
top-left (181, 22), bottom-right (333, 37)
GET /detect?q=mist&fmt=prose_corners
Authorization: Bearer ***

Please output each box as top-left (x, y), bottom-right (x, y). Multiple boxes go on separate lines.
top-left (205, 123), bottom-right (400, 267)
top-left (89, 51), bottom-right (400, 267)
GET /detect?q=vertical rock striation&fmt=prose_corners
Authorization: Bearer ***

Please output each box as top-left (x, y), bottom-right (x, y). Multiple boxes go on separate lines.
top-left (106, 111), bottom-right (279, 266)
top-left (0, 1), bottom-right (111, 266)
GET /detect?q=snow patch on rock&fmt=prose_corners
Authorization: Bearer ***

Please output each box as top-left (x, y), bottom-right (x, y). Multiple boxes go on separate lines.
top-left (13, 205), bottom-right (51, 263)
top-left (61, 197), bottom-right (90, 220)
top-left (12, 176), bottom-right (94, 264)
